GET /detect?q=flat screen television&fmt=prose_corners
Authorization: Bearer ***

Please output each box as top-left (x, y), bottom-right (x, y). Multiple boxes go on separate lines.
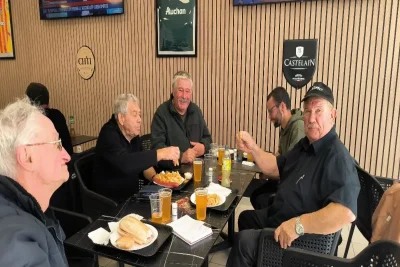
top-left (234, 0), bottom-right (306, 5)
top-left (39, 0), bottom-right (124, 20)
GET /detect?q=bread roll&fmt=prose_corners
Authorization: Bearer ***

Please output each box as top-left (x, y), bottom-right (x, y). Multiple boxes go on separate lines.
top-left (116, 236), bottom-right (134, 250)
top-left (119, 216), bottom-right (152, 245)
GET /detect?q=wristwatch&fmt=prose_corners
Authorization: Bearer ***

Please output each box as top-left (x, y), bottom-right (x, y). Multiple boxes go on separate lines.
top-left (295, 216), bottom-right (304, 236)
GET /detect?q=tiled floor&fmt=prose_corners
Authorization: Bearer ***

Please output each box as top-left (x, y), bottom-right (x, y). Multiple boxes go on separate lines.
top-left (99, 197), bottom-right (369, 267)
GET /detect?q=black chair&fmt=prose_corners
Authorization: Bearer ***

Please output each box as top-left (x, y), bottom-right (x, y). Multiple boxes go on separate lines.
top-left (283, 240), bottom-right (400, 267)
top-left (50, 206), bottom-right (98, 267)
top-left (343, 166), bottom-right (385, 258)
top-left (139, 134), bottom-right (152, 190)
top-left (256, 228), bottom-right (341, 267)
top-left (74, 152), bottom-right (118, 220)
top-left (375, 176), bottom-right (395, 192)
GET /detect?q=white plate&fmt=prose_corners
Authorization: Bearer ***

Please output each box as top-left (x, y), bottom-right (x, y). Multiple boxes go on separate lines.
top-left (109, 223), bottom-right (158, 251)
top-left (190, 193), bottom-right (226, 208)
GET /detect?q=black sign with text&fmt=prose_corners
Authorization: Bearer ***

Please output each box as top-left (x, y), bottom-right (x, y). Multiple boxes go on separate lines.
top-left (283, 39), bottom-right (318, 89)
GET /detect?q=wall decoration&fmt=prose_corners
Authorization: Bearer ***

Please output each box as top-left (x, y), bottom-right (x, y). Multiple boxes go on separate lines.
top-left (0, 0), bottom-right (15, 59)
top-left (76, 46), bottom-right (95, 80)
top-left (156, 0), bottom-right (197, 57)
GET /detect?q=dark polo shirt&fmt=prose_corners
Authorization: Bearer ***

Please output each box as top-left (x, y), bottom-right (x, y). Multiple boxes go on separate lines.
top-left (93, 116), bottom-right (158, 202)
top-left (262, 126), bottom-right (360, 227)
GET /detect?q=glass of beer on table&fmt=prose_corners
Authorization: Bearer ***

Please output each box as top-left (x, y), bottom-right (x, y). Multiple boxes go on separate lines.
top-left (193, 158), bottom-right (203, 182)
top-left (195, 187), bottom-right (208, 221)
top-left (218, 146), bottom-right (225, 166)
top-left (158, 188), bottom-right (172, 223)
top-left (149, 193), bottom-right (163, 223)
top-left (247, 153), bottom-right (254, 162)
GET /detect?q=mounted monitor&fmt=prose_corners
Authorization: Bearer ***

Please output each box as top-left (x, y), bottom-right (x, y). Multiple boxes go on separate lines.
top-left (39, 0), bottom-right (124, 20)
top-left (234, 0), bottom-right (307, 5)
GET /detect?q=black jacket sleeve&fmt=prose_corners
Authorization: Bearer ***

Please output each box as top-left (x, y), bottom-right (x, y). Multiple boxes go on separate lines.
top-left (96, 126), bottom-right (158, 176)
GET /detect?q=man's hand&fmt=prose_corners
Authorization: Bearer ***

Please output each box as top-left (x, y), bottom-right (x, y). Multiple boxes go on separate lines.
top-left (236, 131), bottom-right (257, 153)
top-left (181, 148), bottom-right (197, 163)
top-left (190, 141), bottom-right (205, 157)
top-left (157, 146), bottom-right (180, 162)
top-left (274, 217), bottom-right (299, 249)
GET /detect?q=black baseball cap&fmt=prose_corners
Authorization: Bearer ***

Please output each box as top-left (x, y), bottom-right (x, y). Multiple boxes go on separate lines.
top-left (301, 82), bottom-right (334, 105)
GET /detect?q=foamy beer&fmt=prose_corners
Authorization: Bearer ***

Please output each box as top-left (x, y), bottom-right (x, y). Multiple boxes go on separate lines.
top-left (193, 158), bottom-right (203, 182)
top-left (149, 193), bottom-right (162, 223)
top-left (195, 187), bottom-right (208, 221)
top-left (158, 188), bottom-right (172, 223)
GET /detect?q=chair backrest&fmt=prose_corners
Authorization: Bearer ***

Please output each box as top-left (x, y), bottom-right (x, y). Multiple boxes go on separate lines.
top-left (283, 240), bottom-right (400, 267)
top-left (355, 165), bottom-right (384, 241)
top-left (74, 152), bottom-right (95, 190)
top-left (257, 228), bottom-right (341, 267)
top-left (375, 176), bottom-right (395, 192)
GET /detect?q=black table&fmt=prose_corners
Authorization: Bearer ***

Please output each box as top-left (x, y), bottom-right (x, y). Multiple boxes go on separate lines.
top-left (231, 161), bottom-right (263, 173)
top-left (65, 167), bottom-right (255, 267)
top-left (71, 135), bottom-right (97, 147)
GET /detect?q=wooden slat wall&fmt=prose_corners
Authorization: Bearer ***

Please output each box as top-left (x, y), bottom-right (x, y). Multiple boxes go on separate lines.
top-left (0, 0), bottom-right (399, 178)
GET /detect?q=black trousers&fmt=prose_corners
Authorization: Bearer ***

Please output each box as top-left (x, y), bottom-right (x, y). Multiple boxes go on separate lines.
top-left (226, 229), bottom-right (262, 267)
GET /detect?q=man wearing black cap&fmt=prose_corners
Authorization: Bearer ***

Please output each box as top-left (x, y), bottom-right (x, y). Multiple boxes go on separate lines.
top-left (227, 82), bottom-right (360, 267)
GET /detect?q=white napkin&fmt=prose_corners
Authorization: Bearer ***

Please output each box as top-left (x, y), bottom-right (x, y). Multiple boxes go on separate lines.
top-left (207, 182), bottom-right (232, 197)
top-left (88, 227), bottom-right (110, 245)
top-left (167, 215), bottom-right (212, 245)
top-left (242, 161), bottom-right (255, 167)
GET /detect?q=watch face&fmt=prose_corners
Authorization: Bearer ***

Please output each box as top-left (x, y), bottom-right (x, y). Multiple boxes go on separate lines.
top-left (296, 224), bottom-right (304, 235)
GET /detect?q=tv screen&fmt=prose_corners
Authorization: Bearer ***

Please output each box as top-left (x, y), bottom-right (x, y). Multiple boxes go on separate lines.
top-left (39, 0), bottom-right (124, 20)
top-left (234, 0), bottom-right (301, 5)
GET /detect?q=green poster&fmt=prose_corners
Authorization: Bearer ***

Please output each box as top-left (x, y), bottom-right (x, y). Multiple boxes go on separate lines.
top-left (156, 0), bottom-right (197, 56)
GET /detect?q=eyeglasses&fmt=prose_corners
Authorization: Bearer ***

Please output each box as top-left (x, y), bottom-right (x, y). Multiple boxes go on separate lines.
top-left (24, 139), bottom-right (63, 151)
top-left (267, 105), bottom-right (278, 115)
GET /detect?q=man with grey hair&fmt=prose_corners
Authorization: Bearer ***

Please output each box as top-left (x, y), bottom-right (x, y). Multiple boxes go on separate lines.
top-left (93, 94), bottom-right (180, 202)
top-left (0, 97), bottom-right (71, 266)
top-left (151, 71), bottom-right (212, 169)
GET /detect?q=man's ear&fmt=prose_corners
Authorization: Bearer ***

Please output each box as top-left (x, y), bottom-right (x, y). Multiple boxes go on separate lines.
top-left (331, 108), bottom-right (337, 120)
top-left (16, 146), bottom-right (34, 172)
top-left (117, 113), bottom-right (124, 126)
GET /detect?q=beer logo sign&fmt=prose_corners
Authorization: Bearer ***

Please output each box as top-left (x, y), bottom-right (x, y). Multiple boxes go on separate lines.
top-left (283, 39), bottom-right (318, 89)
top-left (76, 46), bottom-right (95, 80)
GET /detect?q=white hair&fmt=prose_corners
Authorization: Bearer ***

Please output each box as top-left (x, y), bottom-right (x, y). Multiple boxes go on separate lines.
top-left (113, 94), bottom-right (139, 119)
top-left (172, 71), bottom-right (193, 91)
top-left (0, 97), bottom-right (43, 179)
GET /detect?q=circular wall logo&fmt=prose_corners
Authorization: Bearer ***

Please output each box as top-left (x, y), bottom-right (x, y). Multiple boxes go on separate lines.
top-left (76, 46), bottom-right (95, 80)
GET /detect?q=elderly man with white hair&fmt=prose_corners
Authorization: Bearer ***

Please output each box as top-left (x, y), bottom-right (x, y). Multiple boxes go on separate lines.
top-left (93, 94), bottom-right (180, 202)
top-left (0, 98), bottom-right (71, 266)
top-left (151, 71), bottom-right (212, 169)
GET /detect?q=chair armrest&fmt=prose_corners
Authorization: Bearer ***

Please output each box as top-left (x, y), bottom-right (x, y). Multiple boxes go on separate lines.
top-left (80, 188), bottom-right (118, 220)
top-left (50, 206), bottom-right (92, 238)
top-left (283, 247), bottom-right (348, 266)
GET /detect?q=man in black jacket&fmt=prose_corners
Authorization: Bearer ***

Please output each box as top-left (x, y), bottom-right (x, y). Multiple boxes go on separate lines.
top-left (26, 82), bottom-right (73, 156)
top-left (93, 94), bottom-right (180, 202)
top-left (151, 71), bottom-right (212, 169)
top-left (0, 97), bottom-right (71, 266)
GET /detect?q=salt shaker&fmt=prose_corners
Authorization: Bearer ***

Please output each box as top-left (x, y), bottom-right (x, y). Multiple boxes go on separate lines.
top-left (172, 202), bottom-right (178, 216)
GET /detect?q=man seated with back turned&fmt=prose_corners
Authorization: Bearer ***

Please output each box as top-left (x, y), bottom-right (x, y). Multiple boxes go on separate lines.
top-left (151, 71), bottom-right (212, 169)
top-left (0, 98), bottom-right (71, 266)
top-left (250, 86), bottom-right (305, 209)
top-left (93, 94), bottom-right (180, 202)
top-left (26, 82), bottom-right (73, 155)
top-left (227, 82), bottom-right (360, 267)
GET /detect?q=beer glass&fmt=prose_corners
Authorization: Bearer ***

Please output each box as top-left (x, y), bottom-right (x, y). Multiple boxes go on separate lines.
top-left (149, 193), bottom-right (162, 223)
top-left (193, 158), bottom-right (203, 182)
top-left (195, 187), bottom-right (208, 221)
top-left (158, 188), bottom-right (172, 223)
top-left (218, 146), bottom-right (225, 166)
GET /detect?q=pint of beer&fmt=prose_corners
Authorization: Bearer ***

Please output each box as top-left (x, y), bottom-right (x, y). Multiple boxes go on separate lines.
top-left (247, 153), bottom-right (254, 163)
top-left (159, 188), bottom-right (172, 223)
top-left (193, 158), bottom-right (203, 182)
top-left (218, 147), bottom-right (225, 166)
top-left (149, 193), bottom-right (163, 223)
top-left (195, 188), bottom-right (208, 221)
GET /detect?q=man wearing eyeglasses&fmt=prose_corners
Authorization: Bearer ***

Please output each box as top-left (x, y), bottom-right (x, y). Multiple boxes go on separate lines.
top-left (250, 87), bottom-right (305, 210)
top-left (0, 98), bottom-right (71, 266)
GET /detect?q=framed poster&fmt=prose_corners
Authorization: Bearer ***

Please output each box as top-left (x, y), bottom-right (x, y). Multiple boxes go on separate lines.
top-left (0, 0), bottom-right (15, 59)
top-left (156, 0), bottom-right (197, 57)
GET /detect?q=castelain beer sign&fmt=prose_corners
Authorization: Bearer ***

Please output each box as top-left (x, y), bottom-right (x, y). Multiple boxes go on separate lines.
top-left (283, 39), bottom-right (318, 89)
